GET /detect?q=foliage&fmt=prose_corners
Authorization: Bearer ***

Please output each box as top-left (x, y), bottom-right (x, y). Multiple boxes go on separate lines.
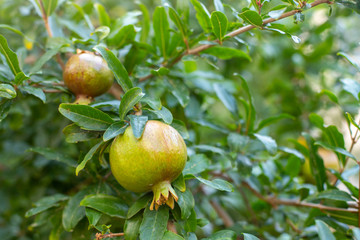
top-left (1, 0), bottom-right (360, 239)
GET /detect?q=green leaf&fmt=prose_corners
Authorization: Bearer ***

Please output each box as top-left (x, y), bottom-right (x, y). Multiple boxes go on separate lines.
top-left (183, 154), bottom-right (210, 176)
top-left (141, 97), bottom-right (162, 110)
top-left (353, 228), bottom-right (360, 240)
top-left (28, 147), bottom-right (77, 167)
top-left (167, 79), bottom-right (190, 107)
top-left (127, 194), bottom-right (152, 219)
top-left (256, 113), bottom-right (294, 132)
top-left (239, 9), bottom-right (263, 27)
top-left (139, 206), bottom-right (169, 240)
top-left (92, 26), bottom-right (110, 42)
top-left (14, 72), bottom-right (30, 85)
top-left (108, 25), bottom-right (136, 48)
top-left (94, 3), bottom-right (110, 27)
top-left (175, 188), bottom-right (195, 219)
top-left (162, 231), bottom-right (185, 240)
top-left (203, 46), bottom-right (251, 61)
top-left (227, 133), bottom-right (249, 152)
top-left (153, 6), bottom-right (170, 59)
top-left (346, 112), bottom-right (360, 132)
top-left (42, 0), bottom-right (58, 16)
top-left (168, 7), bottom-right (187, 40)
top-left (128, 115), bottom-right (148, 139)
top-left (138, 3), bottom-right (150, 43)
top-left (171, 120), bottom-right (189, 140)
top-left (204, 230), bottom-right (237, 240)
top-left (63, 123), bottom-right (102, 143)
top-left (0, 99), bottom-right (12, 122)
top-left (125, 214), bottom-right (143, 240)
top-left (338, 52), bottom-right (360, 71)
top-left (0, 35), bottom-right (21, 76)
top-left (315, 141), bottom-right (356, 161)
top-left (190, 0), bottom-right (212, 33)
top-left (25, 194), bottom-right (68, 217)
top-left (59, 103), bottom-right (114, 131)
top-left (195, 177), bottom-right (234, 192)
top-left (243, 233), bottom-right (260, 240)
top-left (80, 194), bottom-right (128, 218)
top-left (214, 0), bottom-right (225, 13)
top-left (211, 11), bottom-right (228, 43)
top-left (76, 141), bottom-right (103, 176)
top-left (173, 173), bottom-right (186, 192)
top-left (254, 133), bottom-right (277, 155)
top-left (0, 24), bottom-right (25, 37)
top-left (341, 78), bottom-right (360, 101)
top-left (85, 208), bottom-right (102, 228)
top-left (119, 87), bottom-right (145, 120)
top-left (147, 106), bottom-right (173, 124)
top-left (184, 209), bottom-right (197, 232)
top-left (323, 125), bottom-right (347, 165)
top-left (103, 121), bottom-right (129, 141)
top-left (93, 45), bottom-right (133, 91)
top-left (319, 89), bottom-right (339, 104)
top-left (316, 220), bottom-right (336, 240)
top-left (213, 83), bottom-right (238, 117)
top-left (335, 0), bottom-right (360, 14)
top-left (310, 189), bottom-right (355, 202)
top-left (21, 86), bottom-right (46, 103)
top-left (0, 83), bottom-right (16, 99)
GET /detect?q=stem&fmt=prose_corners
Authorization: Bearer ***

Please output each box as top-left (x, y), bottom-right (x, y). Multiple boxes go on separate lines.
top-left (209, 200), bottom-right (234, 227)
top-left (95, 232), bottom-right (124, 240)
top-left (138, 0), bottom-right (331, 82)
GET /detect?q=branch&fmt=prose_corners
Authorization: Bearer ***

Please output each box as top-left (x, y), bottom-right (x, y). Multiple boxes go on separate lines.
top-left (95, 232), bottom-right (124, 240)
top-left (209, 200), bottom-right (234, 227)
top-left (139, 0), bottom-right (332, 82)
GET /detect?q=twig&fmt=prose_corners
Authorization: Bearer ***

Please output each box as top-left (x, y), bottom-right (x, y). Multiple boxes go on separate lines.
top-left (209, 200), bottom-right (234, 227)
top-left (167, 221), bottom-right (178, 234)
top-left (95, 232), bottom-right (124, 240)
top-left (42, 89), bottom-right (62, 93)
top-left (138, 0), bottom-right (332, 82)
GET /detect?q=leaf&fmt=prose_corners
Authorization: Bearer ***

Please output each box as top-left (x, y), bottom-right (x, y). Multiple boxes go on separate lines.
top-left (14, 72), bottom-right (30, 85)
top-left (63, 123), bottom-right (101, 143)
top-left (256, 113), bottom-right (294, 132)
top-left (0, 34), bottom-right (21, 76)
top-left (93, 45), bottom-right (133, 92)
top-left (323, 125), bottom-right (347, 165)
top-left (227, 133), bottom-right (249, 152)
top-left (168, 7), bottom-right (187, 40)
top-left (59, 103), bottom-right (114, 131)
top-left (108, 25), bottom-right (136, 48)
top-left (80, 194), bottom-right (128, 218)
top-left (195, 177), bottom-right (234, 192)
top-left (21, 86), bottom-right (46, 103)
top-left (335, 0), bottom-right (360, 14)
top-left (76, 141), bottom-right (103, 176)
top-left (183, 154), bottom-right (210, 176)
top-left (167, 79), bottom-right (190, 107)
top-left (315, 220), bottom-right (336, 240)
top-left (315, 141), bottom-right (356, 161)
top-left (0, 99), bottom-right (12, 122)
top-left (353, 228), bottom-right (360, 240)
top-left (239, 9), bottom-right (263, 27)
top-left (127, 194), bottom-right (152, 219)
top-left (139, 206), bottom-right (169, 240)
top-left (147, 106), bottom-right (173, 124)
top-left (94, 3), bottom-right (110, 27)
top-left (173, 173), bottom-right (186, 192)
top-left (213, 83), bottom-right (238, 117)
top-left (0, 24), bottom-right (25, 37)
top-left (204, 230), bottom-right (237, 240)
top-left (138, 3), bottom-right (150, 43)
top-left (43, 0), bottom-right (58, 16)
top-left (243, 233), bottom-right (260, 240)
top-left (338, 52), bottom-right (360, 71)
top-left (175, 188), bottom-right (195, 219)
top-left (103, 121), bottom-right (129, 141)
top-left (254, 133), bottom-right (277, 155)
top-left (25, 194), bottom-right (68, 217)
top-left (85, 208), bottom-right (102, 228)
top-left (128, 115), bottom-right (148, 139)
top-left (0, 83), bottom-right (16, 99)
top-left (171, 120), bottom-right (189, 140)
top-left (119, 87), bottom-right (145, 120)
top-left (214, 0), bottom-right (225, 13)
top-left (341, 78), bottom-right (360, 101)
top-left (125, 214), bottom-right (143, 240)
top-left (319, 89), bottom-right (339, 104)
top-left (190, 0), bottom-right (212, 33)
top-left (92, 26), bottom-right (110, 42)
top-left (141, 97), bottom-right (162, 110)
top-left (203, 46), bottom-right (251, 61)
top-left (311, 189), bottom-right (355, 202)
top-left (153, 6), bottom-right (170, 59)
top-left (211, 11), bottom-right (228, 43)
top-left (162, 231), bottom-right (185, 240)
top-left (346, 112), bottom-right (360, 132)
top-left (28, 147), bottom-right (77, 167)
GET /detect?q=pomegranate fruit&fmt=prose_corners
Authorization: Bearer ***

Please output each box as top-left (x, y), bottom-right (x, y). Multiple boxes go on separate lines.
top-left (63, 51), bottom-right (114, 104)
top-left (109, 120), bottom-right (187, 210)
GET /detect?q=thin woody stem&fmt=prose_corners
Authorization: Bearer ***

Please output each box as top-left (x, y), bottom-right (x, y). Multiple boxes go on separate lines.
top-left (95, 232), bottom-right (124, 240)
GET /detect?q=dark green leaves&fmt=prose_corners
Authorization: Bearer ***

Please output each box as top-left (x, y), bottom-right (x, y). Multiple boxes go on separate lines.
top-left (239, 9), bottom-right (263, 27)
top-left (183, 154), bottom-right (211, 176)
top-left (204, 230), bottom-right (237, 240)
top-left (190, 0), bottom-right (212, 32)
top-left (128, 115), bottom-right (148, 139)
top-left (108, 25), bottom-right (136, 48)
top-left (80, 194), bottom-right (128, 218)
top-left (103, 121), bottom-right (129, 141)
top-left (316, 220), bottom-right (336, 240)
top-left (59, 103), bottom-right (114, 131)
top-left (127, 194), bottom-right (152, 219)
top-left (213, 83), bottom-right (238, 117)
top-left (153, 6), bottom-right (170, 59)
top-left (169, 8), bottom-right (187, 42)
top-left (139, 207), bottom-right (169, 240)
top-left (93, 45), bottom-right (133, 91)
top-left (254, 133), bottom-right (277, 155)
top-left (119, 87), bottom-right (145, 120)
top-left (21, 86), bottom-right (46, 103)
top-left (195, 177), bottom-right (234, 192)
top-left (42, 0), bottom-right (58, 16)
top-left (0, 34), bottom-right (21, 76)
top-left (211, 11), bottom-right (228, 43)
top-left (0, 84), bottom-right (16, 99)
top-left (25, 194), bottom-right (68, 217)
top-left (203, 46), bottom-right (251, 61)
top-left (76, 141), bottom-right (103, 175)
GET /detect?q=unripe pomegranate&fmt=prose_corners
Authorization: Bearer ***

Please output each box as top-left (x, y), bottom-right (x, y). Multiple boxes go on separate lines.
top-left (63, 51), bottom-right (114, 104)
top-left (110, 120), bottom-right (187, 210)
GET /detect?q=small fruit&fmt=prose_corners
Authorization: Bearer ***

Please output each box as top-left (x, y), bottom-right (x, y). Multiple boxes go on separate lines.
top-left (110, 120), bottom-right (187, 210)
top-left (63, 51), bottom-right (114, 104)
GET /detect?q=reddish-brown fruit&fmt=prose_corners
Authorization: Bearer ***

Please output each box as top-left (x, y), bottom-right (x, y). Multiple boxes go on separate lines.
top-left (109, 120), bottom-right (187, 210)
top-left (63, 51), bottom-right (114, 102)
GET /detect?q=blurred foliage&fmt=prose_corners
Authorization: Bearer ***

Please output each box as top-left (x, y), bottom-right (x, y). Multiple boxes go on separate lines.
top-left (1, 0), bottom-right (360, 239)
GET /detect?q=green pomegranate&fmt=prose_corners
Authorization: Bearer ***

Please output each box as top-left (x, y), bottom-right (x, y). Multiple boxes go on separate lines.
top-left (110, 120), bottom-right (187, 210)
top-left (63, 51), bottom-right (114, 104)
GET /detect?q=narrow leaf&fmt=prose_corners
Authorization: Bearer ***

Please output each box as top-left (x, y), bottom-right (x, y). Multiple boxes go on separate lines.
top-left (153, 6), bottom-right (170, 59)
top-left (254, 133), bottom-right (277, 155)
top-left (108, 25), bottom-right (136, 48)
top-left (127, 194), bottom-right (152, 219)
top-left (125, 214), bottom-right (143, 240)
top-left (239, 9), bottom-right (263, 27)
top-left (139, 207), bottom-right (169, 240)
top-left (0, 83), bottom-right (16, 99)
top-left (76, 141), bottom-right (103, 176)
top-left (203, 46), bottom-right (251, 60)
top-left (94, 3), bottom-right (110, 27)
top-left (21, 86), bottom-right (46, 103)
top-left (162, 231), bottom-right (185, 240)
top-left (341, 78), bottom-right (360, 101)
top-left (316, 220), bottom-right (336, 240)
top-left (119, 87), bottom-right (145, 120)
top-left (256, 113), bottom-right (294, 131)
top-left (213, 83), bottom-right (238, 117)
top-left (190, 0), bottom-right (212, 33)
top-left (63, 123), bottom-right (101, 143)
top-left (183, 154), bottom-right (210, 176)
top-left (211, 11), bottom-right (228, 42)
top-left (80, 194), bottom-right (128, 218)
top-left (128, 115), bottom-right (148, 139)
top-left (168, 8), bottom-right (187, 40)
top-left (195, 177), bottom-right (234, 192)
top-left (103, 121), bottom-right (129, 141)
top-left (0, 34), bottom-right (21, 75)
top-left (147, 106), bottom-right (173, 124)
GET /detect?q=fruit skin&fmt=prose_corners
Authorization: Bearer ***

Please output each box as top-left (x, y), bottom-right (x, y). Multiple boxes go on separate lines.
top-left (63, 51), bottom-right (114, 100)
top-left (109, 120), bottom-right (187, 210)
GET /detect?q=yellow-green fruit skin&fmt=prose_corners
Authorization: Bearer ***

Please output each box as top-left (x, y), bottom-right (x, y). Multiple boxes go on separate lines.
top-left (109, 120), bottom-right (187, 193)
top-left (63, 52), bottom-right (114, 98)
